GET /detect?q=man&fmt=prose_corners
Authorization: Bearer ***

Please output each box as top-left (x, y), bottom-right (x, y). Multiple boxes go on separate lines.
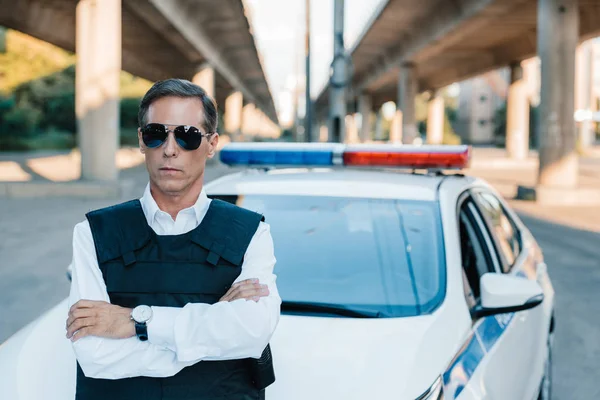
top-left (66, 79), bottom-right (280, 400)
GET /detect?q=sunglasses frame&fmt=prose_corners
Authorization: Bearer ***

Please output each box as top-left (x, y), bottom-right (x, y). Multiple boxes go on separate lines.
top-left (141, 123), bottom-right (213, 151)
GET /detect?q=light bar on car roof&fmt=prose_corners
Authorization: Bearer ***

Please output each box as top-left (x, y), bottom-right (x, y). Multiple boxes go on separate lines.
top-left (219, 143), bottom-right (471, 169)
top-left (343, 144), bottom-right (471, 169)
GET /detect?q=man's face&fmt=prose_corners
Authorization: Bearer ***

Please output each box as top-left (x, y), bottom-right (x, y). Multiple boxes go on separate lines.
top-left (138, 96), bottom-right (219, 196)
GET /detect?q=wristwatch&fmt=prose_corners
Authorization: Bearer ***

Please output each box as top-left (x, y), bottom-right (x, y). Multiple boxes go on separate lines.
top-left (131, 305), bottom-right (153, 341)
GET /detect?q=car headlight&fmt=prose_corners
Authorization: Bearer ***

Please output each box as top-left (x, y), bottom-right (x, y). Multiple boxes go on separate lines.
top-left (415, 376), bottom-right (444, 400)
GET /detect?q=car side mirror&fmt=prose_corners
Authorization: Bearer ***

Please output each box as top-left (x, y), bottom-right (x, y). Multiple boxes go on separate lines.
top-left (471, 273), bottom-right (544, 319)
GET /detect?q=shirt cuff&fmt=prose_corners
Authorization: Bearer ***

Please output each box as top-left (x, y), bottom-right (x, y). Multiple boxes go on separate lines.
top-left (148, 306), bottom-right (180, 351)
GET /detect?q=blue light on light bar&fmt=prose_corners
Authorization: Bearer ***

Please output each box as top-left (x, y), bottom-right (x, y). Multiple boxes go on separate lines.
top-left (220, 143), bottom-right (341, 166)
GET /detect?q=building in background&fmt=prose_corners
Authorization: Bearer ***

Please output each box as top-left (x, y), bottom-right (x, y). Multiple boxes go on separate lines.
top-left (455, 37), bottom-right (600, 146)
top-left (455, 68), bottom-right (510, 144)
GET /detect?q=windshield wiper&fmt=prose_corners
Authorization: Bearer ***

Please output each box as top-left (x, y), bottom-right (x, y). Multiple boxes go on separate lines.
top-left (281, 301), bottom-right (384, 318)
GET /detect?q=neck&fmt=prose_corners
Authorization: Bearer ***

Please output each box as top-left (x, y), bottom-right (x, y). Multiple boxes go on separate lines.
top-left (150, 177), bottom-right (204, 220)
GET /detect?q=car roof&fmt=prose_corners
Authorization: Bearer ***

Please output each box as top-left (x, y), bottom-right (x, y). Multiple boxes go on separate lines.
top-left (205, 168), bottom-right (477, 201)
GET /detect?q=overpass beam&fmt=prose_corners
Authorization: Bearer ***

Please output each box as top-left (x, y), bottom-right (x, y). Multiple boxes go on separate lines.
top-left (192, 64), bottom-right (215, 100)
top-left (225, 91), bottom-right (243, 139)
top-left (537, 0), bottom-right (578, 189)
top-left (506, 62), bottom-right (530, 160)
top-left (76, 0), bottom-right (121, 182)
top-left (358, 93), bottom-right (372, 142)
top-left (426, 90), bottom-right (444, 145)
top-left (399, 63), bottom-right (418, 144)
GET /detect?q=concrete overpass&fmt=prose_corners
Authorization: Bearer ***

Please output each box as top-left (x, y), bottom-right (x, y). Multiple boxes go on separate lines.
top-left (315, 0), bottom-right (600, 202)
top-left (0, 0), bottom-right (278, 182)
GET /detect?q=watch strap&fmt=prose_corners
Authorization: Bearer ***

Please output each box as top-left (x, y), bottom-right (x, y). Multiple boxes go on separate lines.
top-left (135, 321), bottom-right (148, 341)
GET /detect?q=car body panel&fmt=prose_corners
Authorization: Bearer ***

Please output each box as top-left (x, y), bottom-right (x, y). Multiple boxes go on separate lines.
top-left (0, 299), bottom-right (76, 400)
top-left (0, 169), bottom-right (553, 400)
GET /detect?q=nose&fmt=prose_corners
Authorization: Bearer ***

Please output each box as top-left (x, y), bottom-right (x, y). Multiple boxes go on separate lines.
top-left (162, 131), bottom-right (179, 158)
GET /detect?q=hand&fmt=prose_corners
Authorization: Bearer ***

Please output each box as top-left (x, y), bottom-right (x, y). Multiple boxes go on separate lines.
top-left (220, 278), bottom-right (270, 303)
top-left (66, 300), bottom-right (135, 342)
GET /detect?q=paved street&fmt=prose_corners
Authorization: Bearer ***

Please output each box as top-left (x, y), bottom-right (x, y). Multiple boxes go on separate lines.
top-left (0, 160), bottom-right (237, 342)
top-left (1, 148), bottom-right (599, 399)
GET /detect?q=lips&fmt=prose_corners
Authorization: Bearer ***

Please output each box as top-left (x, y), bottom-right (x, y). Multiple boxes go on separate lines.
top-left (159, 167), bottom-right (181, 172)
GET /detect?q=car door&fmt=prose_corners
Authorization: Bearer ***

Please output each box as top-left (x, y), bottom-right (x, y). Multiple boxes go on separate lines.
top-left (470, 189), bottom-right (549, 400)
top-left (452, 194), bottom-right (528, 400)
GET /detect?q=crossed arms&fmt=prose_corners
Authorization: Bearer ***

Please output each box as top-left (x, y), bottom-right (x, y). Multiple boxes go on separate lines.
top-left (66, 220), bottom-right (281, 379)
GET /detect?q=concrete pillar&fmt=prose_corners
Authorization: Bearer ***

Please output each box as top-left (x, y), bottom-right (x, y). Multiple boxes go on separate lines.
top-left (225, 91), bottom-right (243, 137)
top-left (506, 62), bottom-right (530, 160)
top-left (399, 63), bottom-right (418, 144)
top-left (260, 111), bottom-right (269, 138)
top-left (242, 103), bottom-right (257, 136)
top-left (329, 0), bottom-right (346, 143)
top-left (575, 41), bottom-right (594, 150)
top-left (345, 114), bottom-right (359, 144)
top-left (537, 0), bottom-right (578, 188)
top-left (192, 63), bottom-right (215, 100)
top-left (426, 90), bottom-right (444, 145)
top-left (319, 123), bottom-right (329, 142)
top-left (358, 94), bottom-right (372, 142)
top-left (76, 0), bottom-right (121, 182)
top-left (390, 110), bottom-right (403, 143)
top-left (375, 108), bottom-right (384, 141)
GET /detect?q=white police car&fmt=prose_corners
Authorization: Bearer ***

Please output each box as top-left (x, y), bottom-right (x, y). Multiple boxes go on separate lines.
top-left (0, 144), bottom-right (554, 400)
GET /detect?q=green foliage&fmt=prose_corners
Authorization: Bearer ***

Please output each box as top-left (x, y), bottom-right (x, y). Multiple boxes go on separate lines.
top-left (442, 112), bottom-right (462, 145)
top-left (445, 107), bottom-right (458, 124)
top-left (120, 98), bottom-right (141, 128)
top-left (2, 101), bottom-right (42, 136)
top-left (494, 102), bottom-right (539, 149)
top-left (120, 128), bottom-right (140, 146)
top-left (0, 27), bottom-right (153, 151)
top-left (418, 107), bottom-right (462, 145)
top-left (0, 30), bottom-right (74, 94)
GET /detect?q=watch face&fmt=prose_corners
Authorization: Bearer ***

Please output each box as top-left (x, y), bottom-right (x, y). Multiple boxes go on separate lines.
top-left (132, 305), bottom-right (152, 323)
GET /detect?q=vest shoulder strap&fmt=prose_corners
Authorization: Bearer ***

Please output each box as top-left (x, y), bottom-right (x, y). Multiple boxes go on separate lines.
top-left (191, 199), bottom-right (264, 266)
top-left (85, 200), bottom-right (151, 265)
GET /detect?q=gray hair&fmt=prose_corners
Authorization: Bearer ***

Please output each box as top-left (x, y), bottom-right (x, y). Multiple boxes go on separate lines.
top-left (138, 78), bottom-right (218, 134)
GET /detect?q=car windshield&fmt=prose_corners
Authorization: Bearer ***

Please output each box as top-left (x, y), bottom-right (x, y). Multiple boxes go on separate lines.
top-left (210, 194), bottom-right (446, 318)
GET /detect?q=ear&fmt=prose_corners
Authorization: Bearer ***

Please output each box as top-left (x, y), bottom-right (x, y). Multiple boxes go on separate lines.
top-left (207, 132), bottom-right (219, 159)
top-left (138, 128), bottom-right (146, 154)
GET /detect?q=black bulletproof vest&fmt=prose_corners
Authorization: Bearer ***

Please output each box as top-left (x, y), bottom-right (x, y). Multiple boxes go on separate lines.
top-left (75, 199), bottom-right (275, 400)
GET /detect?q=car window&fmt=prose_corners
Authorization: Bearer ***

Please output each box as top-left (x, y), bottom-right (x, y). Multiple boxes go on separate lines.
top-left (458, 197), bottom-right (499, 308)
top-left (472, 191), bottom-right (521, 272)
top-left (210, 194), bottom-right (446, 318)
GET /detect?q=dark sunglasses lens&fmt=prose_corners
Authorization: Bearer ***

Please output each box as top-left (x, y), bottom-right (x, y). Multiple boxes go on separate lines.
top-left (174, 126), bottom-right (202, 150)
top-left (142, 124), bottom-right (167, 148)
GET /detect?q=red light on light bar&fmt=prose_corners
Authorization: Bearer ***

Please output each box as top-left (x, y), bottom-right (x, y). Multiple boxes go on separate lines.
top-left (343, 146), bottom-right (471, 169)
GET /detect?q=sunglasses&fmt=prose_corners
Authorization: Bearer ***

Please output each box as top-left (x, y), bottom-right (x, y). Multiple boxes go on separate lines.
top-left (141, 123), bottom-right (212, 151)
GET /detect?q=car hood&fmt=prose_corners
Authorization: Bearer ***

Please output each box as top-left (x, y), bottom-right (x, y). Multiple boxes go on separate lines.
top-left (266, 311), bottom-right (459, 400)
top-left (0, 300), bottom-right (464, 400)
top-left (0, 299), bottom-right (76, 400)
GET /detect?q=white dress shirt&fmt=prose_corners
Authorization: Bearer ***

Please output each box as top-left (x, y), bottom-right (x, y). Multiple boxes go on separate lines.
top-left (68, 183), bottom-right (281, 379)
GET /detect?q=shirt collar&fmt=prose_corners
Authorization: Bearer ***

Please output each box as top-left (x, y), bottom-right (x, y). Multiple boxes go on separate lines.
top-left (140, 183), bottom-right (210, 225)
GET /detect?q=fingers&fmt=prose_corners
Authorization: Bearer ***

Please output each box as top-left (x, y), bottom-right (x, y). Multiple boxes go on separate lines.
top-left (71, 327), bottom-right (92, 342)
top-left (232, 278), bottom-right (259, 288)
top-left (220, 279), bottom-right (259, 302)
top-left (66, 308), bottom-right (94, 328)
top-left (224, 282), bottom-right (270, 302)
top-left (66, 317), bottom-right (95, 339)
top-left (69, 299), bottom-right (106, 314)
